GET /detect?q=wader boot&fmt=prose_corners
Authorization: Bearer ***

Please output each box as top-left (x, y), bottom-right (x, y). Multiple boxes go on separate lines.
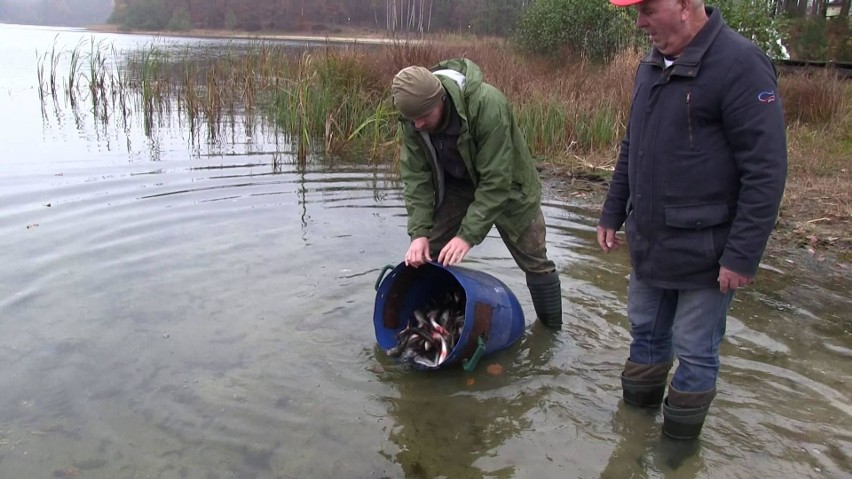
top-left (662, 384), bottom-right (716, 440)
top-left (526, 271), bottom-right (562, 330)
top-left (621, 360), bottom-right (673, 408)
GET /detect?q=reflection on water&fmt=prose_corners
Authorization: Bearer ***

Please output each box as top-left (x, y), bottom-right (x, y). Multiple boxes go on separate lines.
top-left (0, 24), bottom-right (850, 479)
top-left (377, 328), bottom-right (565, 478)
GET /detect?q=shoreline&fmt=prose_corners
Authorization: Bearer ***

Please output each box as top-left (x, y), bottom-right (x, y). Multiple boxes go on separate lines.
top-left (85, 24), bottom-right (422, 45)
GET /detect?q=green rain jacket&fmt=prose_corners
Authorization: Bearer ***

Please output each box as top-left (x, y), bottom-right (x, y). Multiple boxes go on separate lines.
top-left (398, 58), bottom-right (542, 246)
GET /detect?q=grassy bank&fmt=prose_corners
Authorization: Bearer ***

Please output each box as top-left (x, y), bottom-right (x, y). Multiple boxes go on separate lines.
top-left (40, 35), bottom-right (851, 258)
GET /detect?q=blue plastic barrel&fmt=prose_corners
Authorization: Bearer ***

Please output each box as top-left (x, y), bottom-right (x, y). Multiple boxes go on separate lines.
top-left (373, 261), bottom-right (525, 369)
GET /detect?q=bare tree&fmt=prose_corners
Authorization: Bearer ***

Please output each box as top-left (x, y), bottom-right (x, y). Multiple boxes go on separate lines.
top-left (840, 0), bottom-right (851, 17)
top-left (811, 0), bottom-right (828, 17)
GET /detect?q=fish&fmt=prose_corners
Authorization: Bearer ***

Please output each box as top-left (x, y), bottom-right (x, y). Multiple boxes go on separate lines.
top-left (385, 285), bottom-right (467, 368)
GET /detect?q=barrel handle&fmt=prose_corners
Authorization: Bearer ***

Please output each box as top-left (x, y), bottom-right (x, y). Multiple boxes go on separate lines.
top-left (374, 264), bottom-right (396, 291)
top-left (462, 336), bottom-right (486, 372)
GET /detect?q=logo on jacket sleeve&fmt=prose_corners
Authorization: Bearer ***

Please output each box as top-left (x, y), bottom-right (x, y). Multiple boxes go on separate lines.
top-left (757, 91), bottom-right (776, 103)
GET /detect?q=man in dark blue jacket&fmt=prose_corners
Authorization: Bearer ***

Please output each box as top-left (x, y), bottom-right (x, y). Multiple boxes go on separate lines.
top-left (598, 0), bottom-right (787, 439)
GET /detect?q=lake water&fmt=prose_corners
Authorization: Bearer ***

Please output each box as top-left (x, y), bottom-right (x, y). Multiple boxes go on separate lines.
top-left (0, 23), bottom-right (849, 479)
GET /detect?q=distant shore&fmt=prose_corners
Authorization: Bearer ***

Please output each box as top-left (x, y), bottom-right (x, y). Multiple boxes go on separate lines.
top-left (85, 24), bottom-right (422, 45)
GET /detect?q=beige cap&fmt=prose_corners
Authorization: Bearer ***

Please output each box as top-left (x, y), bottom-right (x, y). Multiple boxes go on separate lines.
top-left (391, 66), bottom-right (444, 119)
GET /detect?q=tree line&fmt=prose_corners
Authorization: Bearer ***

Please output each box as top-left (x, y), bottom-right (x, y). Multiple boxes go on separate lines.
top-left (105, 0), bottom-right (849, 61)
top-left (776, 0), bottom-right (852, 62)
top-left (108, 0), bottom-right (532, 36)
top-left (776, 0), bottom-right (850, 18)
top-left (1, 0), bottom-right (847, 62)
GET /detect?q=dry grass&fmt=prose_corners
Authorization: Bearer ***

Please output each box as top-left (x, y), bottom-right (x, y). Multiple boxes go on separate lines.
top-left (374, 38), bottom-right (639, 170)
top-left (781, 73), bottom-right (851, 254)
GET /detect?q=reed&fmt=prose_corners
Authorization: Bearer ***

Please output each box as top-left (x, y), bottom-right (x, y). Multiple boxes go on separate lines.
top-left (781, 70), bottom-right (850, 194)
top-left (780, 68), bottom-right (848, 126)
top-left (110, 44), bottom-right (129, 129)
top-left (45, 38), bottom-right (60, 98)
top-left (36, 50), bottom-right (45, 102)
top-left (575, 104), bottom-right (621, 155)
top-left (515, 96), bottom-right (569, 154)
top-left (84, 38), bottom-right (109, 115)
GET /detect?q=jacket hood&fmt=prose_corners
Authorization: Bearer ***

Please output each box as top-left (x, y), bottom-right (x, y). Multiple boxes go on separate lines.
top-left (431, 58), bottom-right (484, 95)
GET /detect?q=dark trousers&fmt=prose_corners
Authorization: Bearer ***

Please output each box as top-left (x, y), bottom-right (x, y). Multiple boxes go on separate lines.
top-left (427, 179), bottom-right (556, 275)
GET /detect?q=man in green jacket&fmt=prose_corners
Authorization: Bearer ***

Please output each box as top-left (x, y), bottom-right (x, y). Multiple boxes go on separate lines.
top-left (391, 59), bottom-right (562, 329)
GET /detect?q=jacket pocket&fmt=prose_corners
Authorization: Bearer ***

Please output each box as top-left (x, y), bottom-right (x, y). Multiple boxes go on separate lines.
top-left (664, 202), bottom-right (731, 230)
top-left (657, 203), bottom-right (731, 278)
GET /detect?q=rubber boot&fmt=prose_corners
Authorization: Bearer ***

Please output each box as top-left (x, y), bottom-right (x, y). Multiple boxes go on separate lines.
top-left (662, 384), bottom-right (716, 440)
top-left (657, 431), bottom-right (702, 471)
top-left (526, 271), bottom-right (562, 330)
top-left (621, 360), bottom-right (673, 408)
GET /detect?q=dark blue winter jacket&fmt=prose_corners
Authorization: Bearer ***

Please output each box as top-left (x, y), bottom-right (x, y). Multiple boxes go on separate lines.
top-left (599, 8), bottom-right (788, 289)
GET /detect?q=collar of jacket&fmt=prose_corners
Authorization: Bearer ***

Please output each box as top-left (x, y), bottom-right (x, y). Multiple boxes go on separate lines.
top-left (641, 7), bottom-right (724, 79)
top-left (433, 68), bottom-right (469, 127)
top-left (434, 96), bottom-right (452, 132)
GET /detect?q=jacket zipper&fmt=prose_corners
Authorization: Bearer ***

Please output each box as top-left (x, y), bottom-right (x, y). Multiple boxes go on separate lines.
top-left (418, 131), bottom-right (445, 207)
top-left (686, 89), bottom-right (694, 148)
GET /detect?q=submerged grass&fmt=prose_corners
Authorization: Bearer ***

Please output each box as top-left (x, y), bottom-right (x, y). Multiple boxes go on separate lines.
top-left (35, 36), bottom-right (635, 167)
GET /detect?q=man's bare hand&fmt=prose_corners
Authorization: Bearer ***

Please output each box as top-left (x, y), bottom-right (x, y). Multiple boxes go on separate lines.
top-left (437, 237), bottom-right (471, 267)
top-left (718, 266), bottom-right (753, 293)
top-left (404, 237), bottom-right (432, 267)
top-left (596, 225), bottom-right (622, 253)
